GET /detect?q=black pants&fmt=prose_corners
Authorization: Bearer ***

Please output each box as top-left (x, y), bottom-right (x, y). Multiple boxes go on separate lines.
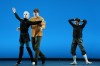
top-left (17, 42), bottom-right (34, 63)
top-left (71, 38), bottom-right (86, 56)
top-left (32, 36), bottom-right (45, 62)
top-left (19, 33), bottom-right (30, 43)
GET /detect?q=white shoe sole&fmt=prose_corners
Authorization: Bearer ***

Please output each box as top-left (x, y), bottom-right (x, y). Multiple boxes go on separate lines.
top-left (70, 62), bottom-right (77, 65)
top-left (32, 62), bottom-right (35, 65)
top-left (86, 62), bottom-right (92, 64)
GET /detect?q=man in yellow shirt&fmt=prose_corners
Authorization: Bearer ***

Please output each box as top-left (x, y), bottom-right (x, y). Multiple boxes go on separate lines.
top-left (30, 8), bottom-right (46, 65)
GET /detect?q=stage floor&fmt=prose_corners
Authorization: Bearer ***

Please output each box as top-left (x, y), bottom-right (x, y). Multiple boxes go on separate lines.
top-left (0, 60), bottom-right (100, 66)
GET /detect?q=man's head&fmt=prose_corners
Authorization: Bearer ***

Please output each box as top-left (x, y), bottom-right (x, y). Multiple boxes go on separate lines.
top-left (23, 11), bottom-right (30, 19)
top-left (75, 18), bottom-right (80, 26)
top-left (33, 8), bottom-right (39, 17)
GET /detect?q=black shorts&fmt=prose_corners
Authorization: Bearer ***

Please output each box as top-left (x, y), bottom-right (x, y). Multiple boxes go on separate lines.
top-left (19, 33), bottom-right (30, 43)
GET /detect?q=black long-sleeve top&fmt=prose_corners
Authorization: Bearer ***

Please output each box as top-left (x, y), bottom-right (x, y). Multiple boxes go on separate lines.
top-left (14, 13), bottom-right (41, 33)
top-left (69, 19), bottom-right (87, 38)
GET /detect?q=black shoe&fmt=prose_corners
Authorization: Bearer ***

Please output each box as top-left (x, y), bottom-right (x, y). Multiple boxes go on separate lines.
top-left (35, 61), bottom-right (37, 65)
top-left (42, 58), bottom-right (45, 64)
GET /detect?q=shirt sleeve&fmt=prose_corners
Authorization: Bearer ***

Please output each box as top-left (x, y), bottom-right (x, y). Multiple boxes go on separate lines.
top-left (27, 21), bottom-right (42, 25)
top-left (41, 17), bottom-right (46, 29)
top-left (68, 19), bottom-right (75, 27)
top-left (14, 13), bottom-right (22, 21)
top-left (81, 20), bottom-right (87, 28)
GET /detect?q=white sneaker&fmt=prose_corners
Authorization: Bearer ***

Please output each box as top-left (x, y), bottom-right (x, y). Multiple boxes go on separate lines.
top-left (70, 61), bottom-right (77, 65)
top-left (32, 62), bottom-right (35, 65)
top-left (86, 61), bottom-right (92, 64)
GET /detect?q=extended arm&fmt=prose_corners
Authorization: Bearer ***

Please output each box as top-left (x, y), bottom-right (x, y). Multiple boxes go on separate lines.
top-left (28, 21), bottom-right (42, 25)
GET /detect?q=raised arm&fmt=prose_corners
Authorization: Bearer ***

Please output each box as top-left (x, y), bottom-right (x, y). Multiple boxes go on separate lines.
top-left (81, 20), bottom-right (87, 28)
top-left (12, 7), bottom-right (21, 21)
top-left (68, 19), bottom-right (75, 27)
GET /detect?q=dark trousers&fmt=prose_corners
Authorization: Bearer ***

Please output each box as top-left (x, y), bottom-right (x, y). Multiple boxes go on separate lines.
top-left (17, 42), bottom-right (34, 63)
top-left (71, 38), bottom-right (86, 56)
top-left (32, 36), bottom-right (45, 62)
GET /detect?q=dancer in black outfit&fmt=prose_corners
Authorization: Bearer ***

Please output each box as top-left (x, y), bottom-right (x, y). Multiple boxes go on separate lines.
top-left (68, 18), bottom-right (92, 65)
top-left (12, 7), bottom-right (41, 66)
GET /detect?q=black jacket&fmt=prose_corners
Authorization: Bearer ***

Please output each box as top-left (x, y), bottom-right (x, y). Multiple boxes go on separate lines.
top-left (14, 13), bottom-right (41, 33)
top-left (69, 19), bottom-right (87, 38)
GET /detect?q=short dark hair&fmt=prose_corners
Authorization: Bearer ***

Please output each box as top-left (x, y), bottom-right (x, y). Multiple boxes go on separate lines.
top-left (33, 8), bottom-right (39, 13)
top-left (75, 18), bottom-right (80, 22)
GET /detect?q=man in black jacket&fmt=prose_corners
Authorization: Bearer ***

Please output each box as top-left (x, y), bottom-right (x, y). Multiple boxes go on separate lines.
top-left (12, 7), bottom-right (41, 66)
top-left (69, 18), bottom-right (92, 65)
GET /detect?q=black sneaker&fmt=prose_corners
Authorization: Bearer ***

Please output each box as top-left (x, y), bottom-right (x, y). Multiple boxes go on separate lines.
top-left (42, 58), bottom-right (45, 64)
top-left (35, 61), bottom-right (37, 65)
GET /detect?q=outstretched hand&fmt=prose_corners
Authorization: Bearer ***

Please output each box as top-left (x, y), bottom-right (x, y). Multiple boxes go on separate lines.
top-left (12, 7), bottom-right (16, 13)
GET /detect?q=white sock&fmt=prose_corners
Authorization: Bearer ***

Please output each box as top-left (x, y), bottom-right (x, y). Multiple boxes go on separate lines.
top-left (83, 54), bottom-right (88, 62)
top-left (73, 55), bottom-right (76, 62)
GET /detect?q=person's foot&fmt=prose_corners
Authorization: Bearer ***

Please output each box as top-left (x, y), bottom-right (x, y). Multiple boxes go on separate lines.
top-left (42, 58), bottom-right (45, 64)
top-left (35, 61), bottom-right (37, 65)
top-left (70, 61), bottom-right (77, 65)
top-left (86, 61), bottom-right (92, 64)
top-left (32, 62), bottom-right (35, 65)
top-left (15, 62), bottom-right (21, 66)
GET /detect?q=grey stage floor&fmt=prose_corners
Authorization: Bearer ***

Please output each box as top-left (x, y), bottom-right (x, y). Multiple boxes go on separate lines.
top-left (0, 60), bottom-right (100, 66)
